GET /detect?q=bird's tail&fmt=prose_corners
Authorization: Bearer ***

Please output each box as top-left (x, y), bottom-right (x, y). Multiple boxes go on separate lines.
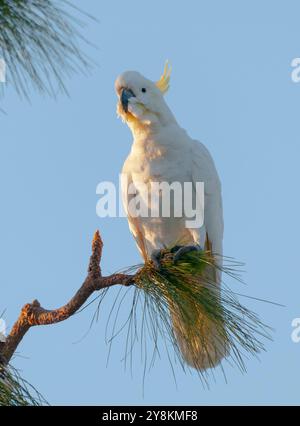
top-left (170, 260), bottom-right (228, 370)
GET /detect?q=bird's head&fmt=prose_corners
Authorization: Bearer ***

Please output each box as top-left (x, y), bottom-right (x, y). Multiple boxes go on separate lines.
top-left (115, 62), bottom-right (176, 133)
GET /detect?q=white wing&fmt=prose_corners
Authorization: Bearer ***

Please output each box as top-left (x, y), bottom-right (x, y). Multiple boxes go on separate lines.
top-left (191, 139), bottom-right (224, 260)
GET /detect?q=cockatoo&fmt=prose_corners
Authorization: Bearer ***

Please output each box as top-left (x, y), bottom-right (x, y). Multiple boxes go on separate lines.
top-left (115, 63), bottom-right (226, 370)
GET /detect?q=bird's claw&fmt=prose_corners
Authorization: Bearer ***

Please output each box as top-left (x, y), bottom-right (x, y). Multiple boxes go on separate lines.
top-left (150, 249), bottom-right (163, 270)
top-left (173, 244), bottom-right (202, 263)
top-left (150, 245), bottom-right (202, 269)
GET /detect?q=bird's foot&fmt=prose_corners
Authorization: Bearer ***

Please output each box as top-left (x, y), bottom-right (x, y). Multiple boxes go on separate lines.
top-left (172, 244), bottom-right (202, 263)
top-left (150, 245), bottom-right (202, 269)
top-left (150, 249), bottom-right (164, 270)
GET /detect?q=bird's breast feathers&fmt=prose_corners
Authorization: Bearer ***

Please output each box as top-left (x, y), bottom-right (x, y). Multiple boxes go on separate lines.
top-left (121, 126), bottom-right (223, 258)
top-left (123, 128), bottom-right (191, 183)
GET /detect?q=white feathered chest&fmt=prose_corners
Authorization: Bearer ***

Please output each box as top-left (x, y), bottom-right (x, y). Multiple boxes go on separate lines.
top-left (121, 125), bottom-right (216, 258)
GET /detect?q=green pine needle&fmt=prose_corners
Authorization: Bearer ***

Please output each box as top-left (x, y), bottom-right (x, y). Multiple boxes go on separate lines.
top-left (0, 0), bottom-right (94, 99)
top-left (95, 249), bottom-right (272, 386)
top-left (0, 364), bottom-right (47, 406)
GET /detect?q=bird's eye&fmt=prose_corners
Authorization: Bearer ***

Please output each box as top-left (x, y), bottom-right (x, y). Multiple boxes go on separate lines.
top-left (141, 88), bottom-right (146, 93)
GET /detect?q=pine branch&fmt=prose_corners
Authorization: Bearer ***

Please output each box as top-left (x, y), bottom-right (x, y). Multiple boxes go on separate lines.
top-left (0, 230), bottom-right (134, 365)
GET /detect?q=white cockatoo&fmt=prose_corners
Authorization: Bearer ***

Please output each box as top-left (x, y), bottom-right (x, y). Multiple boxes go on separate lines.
top-left (115, 63), bottom-right (226, 370)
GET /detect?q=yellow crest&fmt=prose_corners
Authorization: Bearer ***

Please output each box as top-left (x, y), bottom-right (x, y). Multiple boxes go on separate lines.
top-left (155, 61), bottom-right (171, 94)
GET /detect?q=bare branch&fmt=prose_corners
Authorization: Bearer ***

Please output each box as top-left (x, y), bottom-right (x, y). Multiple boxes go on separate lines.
top-left (0, 230), bottom-right (134, 365)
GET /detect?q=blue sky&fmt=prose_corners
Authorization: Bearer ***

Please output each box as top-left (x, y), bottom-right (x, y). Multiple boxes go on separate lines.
top-left (1, 0), bottom-right (300, 405)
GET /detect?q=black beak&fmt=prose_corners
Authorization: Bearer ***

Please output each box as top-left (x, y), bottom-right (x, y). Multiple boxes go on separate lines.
top-left (121, 88), bottom-right (135, 113)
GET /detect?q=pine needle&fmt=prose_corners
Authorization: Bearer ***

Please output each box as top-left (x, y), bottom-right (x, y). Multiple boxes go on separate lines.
top-left (0, 363), bottom-right (47, 406)
top-left (0, 0), bottom-right (95, 99)
top-left (96, 249), bottom-right (273, 385)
